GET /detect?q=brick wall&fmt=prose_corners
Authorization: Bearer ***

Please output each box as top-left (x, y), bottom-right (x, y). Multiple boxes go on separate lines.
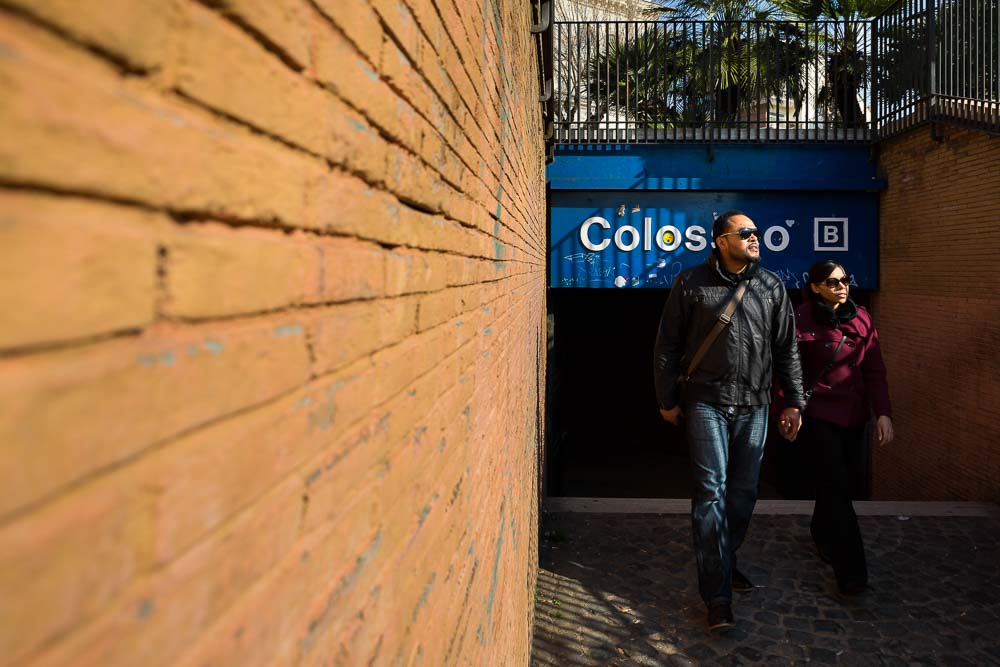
top-left (873, 125), bottom-right (1000, 502)
top-left (0, 1), bottom-right (546, 664)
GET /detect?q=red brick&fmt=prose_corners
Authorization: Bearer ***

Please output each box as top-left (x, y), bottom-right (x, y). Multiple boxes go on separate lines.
top-left (164, 222), bottom-right (320, 318)
top-left (0, 14), bottom-right (324, 225)
top-left (0, 314), bottom-right (312, 516)
top-left (0, 192), bottom-right (164, 349)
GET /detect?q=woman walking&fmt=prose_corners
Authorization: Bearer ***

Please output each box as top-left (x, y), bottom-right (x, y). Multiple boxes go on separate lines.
top-left (788, 260), bottom-right (894, 595)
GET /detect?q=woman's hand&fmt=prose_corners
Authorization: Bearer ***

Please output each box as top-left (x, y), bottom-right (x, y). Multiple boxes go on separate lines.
top-left (779, 407), bottom-right (802, 441)
top-left (875, 415), bottom-right (894, 445)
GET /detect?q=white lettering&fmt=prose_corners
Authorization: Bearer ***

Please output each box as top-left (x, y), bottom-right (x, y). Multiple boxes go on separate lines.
top-left (580, 216), bottom-right (611, 251)
top-left (578, 218), bottom-right (796, 255)
top-left (685, 225), bottom-right (708, 252)
top-left (614, 225), bottom-right (641, 251)
top-left (814, 218), bottom-right (849, 251)
top-left (764, 226), bottom-right (790, 252)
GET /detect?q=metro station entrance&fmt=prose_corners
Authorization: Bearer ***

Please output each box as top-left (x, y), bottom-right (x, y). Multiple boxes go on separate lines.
top-left (545, 288), bottom-right (686, 497)
top-left (544, 144), bottom-right (881, 501)
top-left (545, 286), bottom-right (874, 500)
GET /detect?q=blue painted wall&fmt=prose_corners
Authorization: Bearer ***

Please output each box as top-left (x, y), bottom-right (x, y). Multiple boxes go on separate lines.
top-left (548, 143), bottom-right (882, 289)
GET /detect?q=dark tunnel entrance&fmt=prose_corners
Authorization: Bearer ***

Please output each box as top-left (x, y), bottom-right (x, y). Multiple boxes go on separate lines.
top-left (544, 288), bottom-right (873, 501)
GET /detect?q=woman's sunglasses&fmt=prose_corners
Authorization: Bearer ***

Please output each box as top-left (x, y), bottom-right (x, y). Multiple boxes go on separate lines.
top-left (820, 275), bottom-right (853, 288)
top-left (718, 228), bottom-right (763, 241)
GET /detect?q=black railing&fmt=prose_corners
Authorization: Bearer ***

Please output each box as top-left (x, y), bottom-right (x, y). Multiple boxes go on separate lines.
top-left (876, 0), bottom-right (1000, 137)
top-left (555, 19), bottom-right (874, 143)
top-left (553, 2), bottom-right (998, 144)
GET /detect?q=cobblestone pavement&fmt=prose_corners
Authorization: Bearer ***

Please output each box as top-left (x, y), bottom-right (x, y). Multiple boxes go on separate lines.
top-left (532, 510), bottom-right (1000, 666)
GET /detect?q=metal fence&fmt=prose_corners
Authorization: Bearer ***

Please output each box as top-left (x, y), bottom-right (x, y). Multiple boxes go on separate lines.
top-left (551, 1), bottom-right (999, 144)
top-left (875, 0), bottom-right (1000, 138)
top-left (555, 19), bottom-right (874, 143)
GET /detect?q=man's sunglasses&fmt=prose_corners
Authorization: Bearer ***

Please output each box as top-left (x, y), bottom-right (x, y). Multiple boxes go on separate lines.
top-left (820, 275), bottom-right (853, 288)
top-left (718, 228), bottom-right (762, 241)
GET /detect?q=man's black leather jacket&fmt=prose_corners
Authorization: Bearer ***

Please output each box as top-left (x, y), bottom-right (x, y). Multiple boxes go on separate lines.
top-left (654, 254), bottom-right (806, 411)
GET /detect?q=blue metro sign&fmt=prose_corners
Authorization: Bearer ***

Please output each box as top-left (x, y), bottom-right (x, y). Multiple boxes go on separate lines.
top-left (549, 190), bottom-right (878, 289)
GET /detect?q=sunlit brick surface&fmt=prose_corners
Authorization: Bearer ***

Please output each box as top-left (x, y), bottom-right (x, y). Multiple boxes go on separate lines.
top-left (0, 1), bottom-right (546, 663)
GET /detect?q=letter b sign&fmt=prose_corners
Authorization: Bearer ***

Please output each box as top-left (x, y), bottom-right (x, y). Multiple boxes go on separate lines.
top-left (814, 218), bottom-right (849, 251)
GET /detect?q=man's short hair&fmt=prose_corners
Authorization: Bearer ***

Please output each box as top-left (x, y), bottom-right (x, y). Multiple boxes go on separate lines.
top-left (712, 210), bottom-right (746, 239)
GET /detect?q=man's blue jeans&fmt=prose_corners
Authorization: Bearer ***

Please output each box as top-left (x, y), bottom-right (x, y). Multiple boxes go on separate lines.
top-left (685, 401), bottom-right (768, 607)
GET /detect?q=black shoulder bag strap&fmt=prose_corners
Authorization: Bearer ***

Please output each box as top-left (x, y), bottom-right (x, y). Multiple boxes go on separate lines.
top-left (682, 280), bottom-right (749, 383)
top-left (803, 333), bottom-right (847, 403)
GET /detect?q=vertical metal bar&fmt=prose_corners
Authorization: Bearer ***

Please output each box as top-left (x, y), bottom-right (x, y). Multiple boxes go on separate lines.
top-left (675, 21), bottom-right (680, 142)
top-left (805, 21), bottom-right (810, 139)
top-left (972, 3), bottom-right (987, 129)
top-left (746, 22), bottom-right (751, 139)
top-left (975, 0), bottom-right (980, 115)
top-left (829, 20), bottom-right (833, 140)
top-left (826, 21), bottom-right (831, 142)
top-left (751, 21), bottom-right (755, 139)
top-left (872, 17), bottom-right (879, 139)
top-left (568, 22), bottom-right (574, 141)
top-left (946, 0), bottom-right (951, 102)
top-left (625, 21), bottom-right (630, 141)
top-left (631, 21), bottom-right (637, 142)
top-left (743, 22), bottom-right (749, 139)
top-left (655, 21), bottom-right (661, 142)
top-left (584, 22), bottom-right (590, 140)
top-left (702, 22), bottom-right (715, 140)
top-left (633, 20), bottom-right (638, 142)
top-left (554, 22), bottom-right (559, 140)
top-left (756, 21), bottom-right (762, 141)
top-left (591, 22), bottom-right (597, 142)
top-left (758, 21), bottom-right (764, 141)
top-left (572, 22), bottom-right (578, 139)
top-left (653, 20), bottom-right (658, 142)
top-left (636, 21), bottom-right (642, 143)
top-left (634, 21), bottom-right (640, 141)
top-left (604, 21), bottom-right (609, 141)
top-left (962, 0), bottom-right (966, 106)
top-left (964, 0), bottom-right (969, 126)
top-left (641, 20), bottom-right (647, 143)
top-left (976, 0), bottom-right (981, 128)
top-left (556, 21), bottom-right (560, 142)
top-left (615, 22), bottom-right (620, 141)
top-left (941, 0), bottom-right (946, 102)
top-left (787, 23), bottom-right (793, 139)
top-left (807, 21), bottom-right (812, 137)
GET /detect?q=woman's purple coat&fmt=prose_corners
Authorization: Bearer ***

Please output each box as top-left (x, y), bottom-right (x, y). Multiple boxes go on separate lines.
top-left (792, 301), bottom-right (892, 428)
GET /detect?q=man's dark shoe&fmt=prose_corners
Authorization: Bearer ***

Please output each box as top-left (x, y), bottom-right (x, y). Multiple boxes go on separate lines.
top-left (732, 569), bottom-right (753, 593)
top-left (707, 603), bottom-right (735, 632)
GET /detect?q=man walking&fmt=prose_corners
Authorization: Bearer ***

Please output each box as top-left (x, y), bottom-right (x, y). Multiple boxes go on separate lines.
top-left (654, 211), bottom-right (806, 631)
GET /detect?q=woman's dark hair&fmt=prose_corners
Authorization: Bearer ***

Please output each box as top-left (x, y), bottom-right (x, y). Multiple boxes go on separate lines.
top-left (803, 259), bottom-right (846, 301)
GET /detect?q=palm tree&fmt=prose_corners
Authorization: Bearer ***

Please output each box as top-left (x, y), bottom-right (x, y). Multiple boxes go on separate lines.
top-left (585, 0), bottom-right (816, 131)
top-left (775, 0), bottom-right (896, 127)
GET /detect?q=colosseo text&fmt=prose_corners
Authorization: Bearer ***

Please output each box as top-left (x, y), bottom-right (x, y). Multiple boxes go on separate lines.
top-left (579, 216), bottom-right (791, 253)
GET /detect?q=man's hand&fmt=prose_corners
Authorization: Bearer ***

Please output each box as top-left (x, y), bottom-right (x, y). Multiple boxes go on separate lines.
top-left (659, 406), bottom-right (683, 426)
top-left (779, 407), bottom-right (802, 441)
top-left (875, 415), bottom-right (894, 446)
